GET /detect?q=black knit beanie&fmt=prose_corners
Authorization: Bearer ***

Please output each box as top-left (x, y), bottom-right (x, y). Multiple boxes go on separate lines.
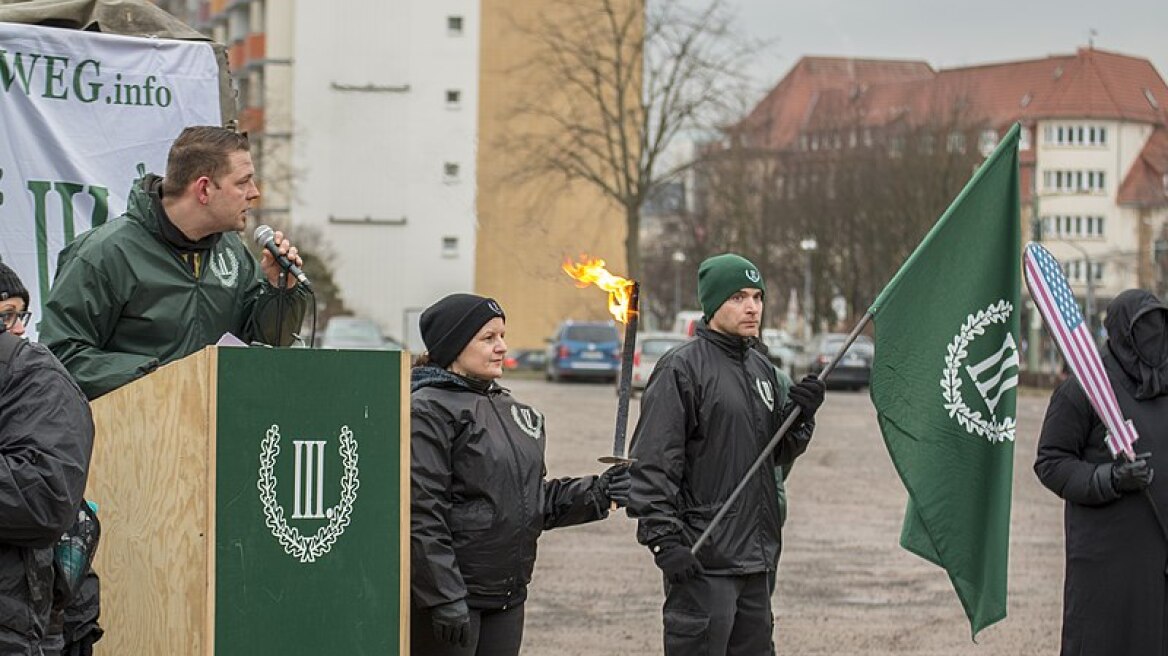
top-left (0, 261), bottom-right (29, 308)
top-left (697, 253), bottom-right (765, 321)
top-left (420, 293), bottom-right (506, 368)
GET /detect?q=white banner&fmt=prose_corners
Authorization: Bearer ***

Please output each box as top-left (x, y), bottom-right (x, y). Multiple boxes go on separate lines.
top-left (0, 22), bottom-right (221, 339)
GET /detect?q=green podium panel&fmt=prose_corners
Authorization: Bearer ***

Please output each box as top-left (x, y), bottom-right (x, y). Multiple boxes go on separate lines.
top-left (214, 348), bottom-right (408, 654)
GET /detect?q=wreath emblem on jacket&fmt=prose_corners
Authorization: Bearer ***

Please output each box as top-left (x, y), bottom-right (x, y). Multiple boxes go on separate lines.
top-left (940, 300), bottom-right (1018, 443)
top-left (257, 424), bottom-right (360, 563)
top-left (210, 249), bottom-right (240, 288)
top-left (510, 405), bottom-right (544, 439)
top-left (755, 378), bottom-right (775, 411)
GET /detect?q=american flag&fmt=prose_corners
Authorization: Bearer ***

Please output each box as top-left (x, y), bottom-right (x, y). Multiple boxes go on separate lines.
top-left (1023, 242), bottom-right (1138, 459)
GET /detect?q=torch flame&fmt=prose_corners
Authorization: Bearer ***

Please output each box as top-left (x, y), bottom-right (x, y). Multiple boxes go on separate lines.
top-left (563, 256), bottom-right (636, 323)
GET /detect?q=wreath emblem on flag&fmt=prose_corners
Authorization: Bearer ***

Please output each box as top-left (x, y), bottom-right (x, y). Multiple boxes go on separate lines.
top-left (940, 300), bottom-right (1017, 443)
top-left (257, 425), bottom-right (360, 563)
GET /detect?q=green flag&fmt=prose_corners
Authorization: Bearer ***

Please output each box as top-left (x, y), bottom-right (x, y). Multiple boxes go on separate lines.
top-left (868, 123), bottom-right (1022, 637)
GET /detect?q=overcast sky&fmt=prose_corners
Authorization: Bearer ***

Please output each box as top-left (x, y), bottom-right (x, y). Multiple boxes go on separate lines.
top-left (731, 0), bottom-right (1168, 100)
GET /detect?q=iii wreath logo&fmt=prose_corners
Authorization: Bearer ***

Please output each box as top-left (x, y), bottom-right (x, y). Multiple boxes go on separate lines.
top-left (511, 405), bottom-right (544, 439)
top-left (940, 300), bottom-right (1019, 443)
top-left (210, 249), bottom-right (239, 288)
top-left (257, 424), bottom-right (360, 563)
top-left (755, 378), bottom-right (775, 412)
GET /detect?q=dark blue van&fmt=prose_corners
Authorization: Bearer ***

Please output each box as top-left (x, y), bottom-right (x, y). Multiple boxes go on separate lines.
top-left (545, 320), bottom-right (621, 382)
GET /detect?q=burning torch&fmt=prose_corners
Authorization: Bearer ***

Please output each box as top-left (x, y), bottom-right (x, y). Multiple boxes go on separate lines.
top-left (562, 256), bottom-right (640, 465)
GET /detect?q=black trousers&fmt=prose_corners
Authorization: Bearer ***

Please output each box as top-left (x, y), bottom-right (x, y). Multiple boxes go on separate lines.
top-left (662, 570), bottom-right (776, 656)
top-left (410, 603), bottom-right (525, 656)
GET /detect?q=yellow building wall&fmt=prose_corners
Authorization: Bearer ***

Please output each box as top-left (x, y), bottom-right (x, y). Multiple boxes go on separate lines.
top-left (476, 1), bottom-right (636, 350)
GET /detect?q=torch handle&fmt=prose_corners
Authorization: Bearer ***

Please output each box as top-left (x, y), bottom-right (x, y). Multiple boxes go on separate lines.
top-left (610, 282), bottom-right (640, 460)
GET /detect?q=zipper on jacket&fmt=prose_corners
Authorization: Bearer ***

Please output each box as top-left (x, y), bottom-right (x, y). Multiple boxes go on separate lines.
top-left (739, 356), bottom-right (779, 568)
top-left (486, 394), bottom-right (535, 598)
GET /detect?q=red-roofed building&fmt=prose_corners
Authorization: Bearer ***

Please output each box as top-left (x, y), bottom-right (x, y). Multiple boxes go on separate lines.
top-left (743, 47), bottom-right (1168, 303)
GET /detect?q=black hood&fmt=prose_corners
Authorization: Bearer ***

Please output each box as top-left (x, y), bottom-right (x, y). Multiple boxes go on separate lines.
top-left (1104, 289), bottom-right (1168, 399)
top-left (134, 174), bottom-right (220, 253)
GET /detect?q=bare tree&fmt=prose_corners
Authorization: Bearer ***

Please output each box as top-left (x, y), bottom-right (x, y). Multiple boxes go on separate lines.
top-left (502, 0), bottom-right (758, 280)
top-left (686, 99), bottom-right (989, 331)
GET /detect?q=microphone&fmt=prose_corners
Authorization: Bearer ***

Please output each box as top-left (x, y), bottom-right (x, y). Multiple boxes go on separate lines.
top-left (253, 225), bottom-right (312, 290)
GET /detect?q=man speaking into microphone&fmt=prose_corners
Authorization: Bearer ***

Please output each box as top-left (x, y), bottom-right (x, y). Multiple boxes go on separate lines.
top-left (40, 125), bottom-right (310, 400)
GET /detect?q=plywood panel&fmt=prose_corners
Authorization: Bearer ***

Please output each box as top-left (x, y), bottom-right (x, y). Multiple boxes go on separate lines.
top-left (88, 347), bottom-right (214, 656)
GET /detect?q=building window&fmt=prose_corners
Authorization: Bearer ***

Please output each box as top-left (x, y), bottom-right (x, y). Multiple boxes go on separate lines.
top-left (442, 236), bottom-right (459, 258)
top-left (1065, 260), bottom-right (1104, 283)
top-left (947, 131), bottom-right (966, 154)
top-left (1042, 169), bottom-right (1106, 193)
top-left (889, 135), bottom-right (905, 157)
top-left (1044, 123), bottom-right (1108, 147)
top-left (447, 16), bottom-right (463, 35)
top-left (1041, 214), bottom-right (1106, 239)
top-left (445, 89), bottom-right (461, 109)
top-left (443, 162), bottom-right (460, 182)
top-left (978, 129), bottom-right (998, 156)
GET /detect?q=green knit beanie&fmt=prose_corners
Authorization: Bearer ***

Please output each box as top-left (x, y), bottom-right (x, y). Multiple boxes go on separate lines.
top-left (698, 254), bottom-right (765, 321)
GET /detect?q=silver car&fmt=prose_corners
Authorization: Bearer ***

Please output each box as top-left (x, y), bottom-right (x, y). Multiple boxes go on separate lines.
top-left (319, 316), bottom-right (401, 350)
top-left (618, 331), bottom-right (690, 393)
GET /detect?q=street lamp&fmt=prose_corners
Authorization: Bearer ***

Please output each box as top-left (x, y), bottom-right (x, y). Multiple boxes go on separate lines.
top-left (671, 250), bottom-right (687, 319)
top-left (800, 238), bottom-right (818, 341)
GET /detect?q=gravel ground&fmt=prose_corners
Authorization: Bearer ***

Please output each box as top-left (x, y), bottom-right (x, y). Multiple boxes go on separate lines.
top-left (504, 376), bottom-right (1064, 655)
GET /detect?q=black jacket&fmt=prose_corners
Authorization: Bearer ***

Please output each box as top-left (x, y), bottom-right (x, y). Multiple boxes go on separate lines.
top-left (1034, 290), bottom-right (1168, 655)
top-left (410, 367), bottom-right (606, 611)
top-left (628, 326), bottom-right (812, 575)
top-left (0, 334), bottom-right (93, 644)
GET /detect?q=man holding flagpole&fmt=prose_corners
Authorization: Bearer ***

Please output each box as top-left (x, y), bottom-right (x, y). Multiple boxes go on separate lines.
top-left (627, 253), bottom-right (825, 655)
top-left (1035, 289), bottom-right (1168, 655)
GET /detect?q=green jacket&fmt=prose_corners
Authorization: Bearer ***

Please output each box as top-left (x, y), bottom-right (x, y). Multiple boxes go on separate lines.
top-left (40, 175), bottom-right (309, 399)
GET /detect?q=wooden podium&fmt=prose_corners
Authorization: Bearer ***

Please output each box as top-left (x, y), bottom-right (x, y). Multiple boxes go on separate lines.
top-left (86, 346), bottom-right (410, 654)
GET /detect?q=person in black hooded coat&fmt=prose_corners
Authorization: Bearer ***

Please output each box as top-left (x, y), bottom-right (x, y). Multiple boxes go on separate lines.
top-left (1035, 288), bottom-right (1168, 655)
top-left (409, 293), bottom-right (630, 656)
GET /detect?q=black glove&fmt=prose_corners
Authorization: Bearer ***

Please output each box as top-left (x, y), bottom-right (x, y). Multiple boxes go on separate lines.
top-left (651, 538), bottom-right (703, 584)
top-left (788, 375), bottom-right (826, 420)
top-left (430, 599), bottom-right (471, 647)
top-left (1112, 453), bottom-right (1154, 494)
top-left (596, 464), bottom-right (631, 508)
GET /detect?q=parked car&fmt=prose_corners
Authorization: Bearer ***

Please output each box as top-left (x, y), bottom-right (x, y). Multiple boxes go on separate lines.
top-left (616, 331), bottom-right (690, 393)
top-left (319, 316), bottom-right (401, 351)
top-left (504, 349), bottom-right (547, 372)
top-left (761, 328), bottom-right (801, 378)
top-left (805, 332), bottom-right (874, 390)
top-left (673, 310), bottom-right (705, 337)
top-left (545, 320), bottom-right (621, 382)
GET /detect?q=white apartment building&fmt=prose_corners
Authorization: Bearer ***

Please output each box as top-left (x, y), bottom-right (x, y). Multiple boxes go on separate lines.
top-left (290, 1), bottom-right (479, 350)
top-left (1036, 118), bottom-right (1165, 303)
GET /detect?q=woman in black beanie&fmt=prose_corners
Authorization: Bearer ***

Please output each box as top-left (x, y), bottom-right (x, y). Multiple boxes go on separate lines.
top-left (409, 293), bottom-right (629, 656)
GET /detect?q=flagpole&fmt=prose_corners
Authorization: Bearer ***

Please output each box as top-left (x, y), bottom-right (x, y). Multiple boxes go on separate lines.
top-left (691, 312), bottom-right (874, 555)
